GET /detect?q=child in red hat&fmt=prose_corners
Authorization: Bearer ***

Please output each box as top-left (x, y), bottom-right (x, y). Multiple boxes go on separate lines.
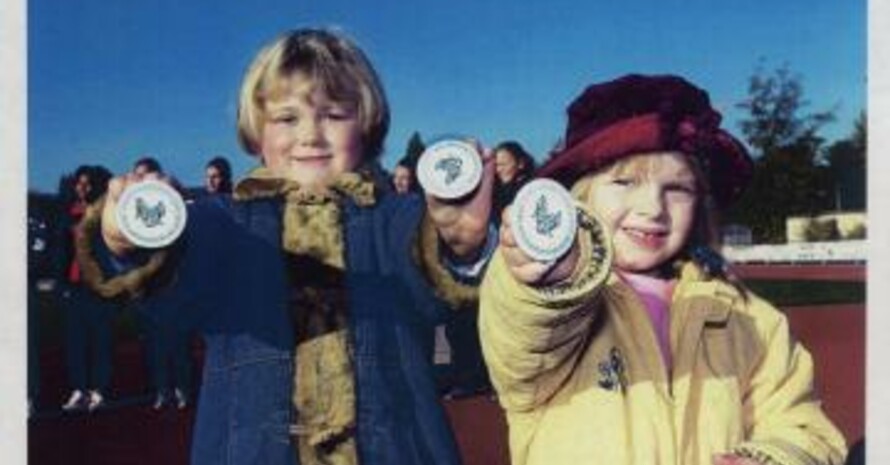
top-left (480, 74), bottom-right (846, 465)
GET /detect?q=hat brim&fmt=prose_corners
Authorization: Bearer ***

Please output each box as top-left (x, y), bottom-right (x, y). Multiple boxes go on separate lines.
top-left (538, 112), bottom-right (752, 207)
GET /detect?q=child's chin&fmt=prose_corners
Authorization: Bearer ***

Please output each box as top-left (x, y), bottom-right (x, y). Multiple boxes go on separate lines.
top-left (276, 169), bottom-right (334, 188)
top-left (615, 257), bottom-right (662, 275)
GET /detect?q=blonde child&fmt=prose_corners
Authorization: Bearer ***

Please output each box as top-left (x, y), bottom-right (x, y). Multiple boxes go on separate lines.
top-left (480, 74), bottom-right (846, 465)
top-left (86, 28), bottom-right (494, 465)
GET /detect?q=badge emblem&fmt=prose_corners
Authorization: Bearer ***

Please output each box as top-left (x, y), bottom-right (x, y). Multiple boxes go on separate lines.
top-left (417, 139), bottom-right (482, 199)
top-left (115, 180), bottom-right (187, 248)
top-left (509, 178), bottom-right (578, 263)
top-left (597, 347), bottom-right (627, 392)
top-left (435, 156), bottom-right (463, 185)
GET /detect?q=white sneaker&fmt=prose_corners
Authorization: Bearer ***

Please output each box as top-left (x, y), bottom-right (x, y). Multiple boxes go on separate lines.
top-left (152, 392), bottom-right (167, 410)
top-left (62, 390), bottom-right (85, 411)
top-left (173, 388), bottom-right (188, 410)
top-left (86, 390), bottom-right (104, 412)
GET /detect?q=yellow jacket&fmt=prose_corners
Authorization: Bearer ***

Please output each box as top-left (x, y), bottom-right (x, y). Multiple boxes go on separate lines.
top-left (479, 225), bottom-right (847, 465)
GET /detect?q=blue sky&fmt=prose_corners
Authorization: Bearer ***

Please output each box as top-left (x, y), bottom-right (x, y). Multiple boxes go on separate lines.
top-left (27, 0), bottom-right (866, 193)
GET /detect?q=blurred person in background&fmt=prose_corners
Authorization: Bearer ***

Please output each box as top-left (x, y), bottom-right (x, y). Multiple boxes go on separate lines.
top-left (128, 157), bottom-right (195, 410)
top-left (204, 155), bottom-right (233, 195)
top-left (57, 164), bottom-right (113, 412)
top-left (392, 157), bottom-right (417, 195)
top-left (492, 140), bottom-right (536, 218)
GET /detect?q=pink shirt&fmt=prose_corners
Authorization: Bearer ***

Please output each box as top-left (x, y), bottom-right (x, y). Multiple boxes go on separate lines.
top-left (618, 271), bottom-right (676, 371)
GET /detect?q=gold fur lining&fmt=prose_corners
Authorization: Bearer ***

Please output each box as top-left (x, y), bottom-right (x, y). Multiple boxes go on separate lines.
top-left (236, 169), bottom-right (362, 465)
top-left (234, 166), bottom-right (375, 207)
top-left (416, 212), bottom-right (479, 309)
top-left (292, 331), bottom-right (358, 465)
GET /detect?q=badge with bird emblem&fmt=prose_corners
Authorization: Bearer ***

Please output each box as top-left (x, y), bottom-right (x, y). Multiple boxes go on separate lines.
top-left (416, 138), bottom-right (483, 199)
top-left (510, 178), bottom-right (578, 263)
top-left (115, 180), bottom-right (187, 248)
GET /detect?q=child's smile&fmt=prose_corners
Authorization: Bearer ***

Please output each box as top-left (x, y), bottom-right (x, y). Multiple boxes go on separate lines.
top-left (621, 226), bottom-right (670, 250)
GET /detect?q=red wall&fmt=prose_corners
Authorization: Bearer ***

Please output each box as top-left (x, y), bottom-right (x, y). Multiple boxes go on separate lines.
top-left (785, 304), bottom-right (865, 443)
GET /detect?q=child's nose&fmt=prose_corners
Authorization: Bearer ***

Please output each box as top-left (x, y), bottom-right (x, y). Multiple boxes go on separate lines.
top-left (295, 117), bottom-right (323, 145)
top-left (631, 187), bottom-right (664, 218)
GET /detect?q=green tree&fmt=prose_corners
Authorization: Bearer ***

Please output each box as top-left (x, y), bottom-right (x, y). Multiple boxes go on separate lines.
top-left (736, 62), bottom-right (835, 157)
top-left (825, 111), bottom-right (867, 210)
top-left (402, 131), bottom-right (426, 169)
top-left (729, 141), bottom-right (833, 242)
top-left (727, 63), bottom-right (836, 243)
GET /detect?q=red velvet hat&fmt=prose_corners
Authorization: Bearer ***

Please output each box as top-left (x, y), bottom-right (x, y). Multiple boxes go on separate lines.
top-left (539, 74), bottom-right (753, 207)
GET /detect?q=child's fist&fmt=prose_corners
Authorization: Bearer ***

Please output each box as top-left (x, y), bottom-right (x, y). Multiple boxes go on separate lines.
top-left (425, 141), bottom-right (495, 261)
top-left (101, 171), bottom-right (177, 256)
top-left (499, 206), bottom-right (580, 285)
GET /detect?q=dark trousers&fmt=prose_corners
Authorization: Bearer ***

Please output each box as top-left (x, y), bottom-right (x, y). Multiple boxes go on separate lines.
top-left (62, 285), bottom-right (116, 391)
top-left (142, 313), bottom-right (193, 396)
top-left (443, 308), bottom-right (490, 394)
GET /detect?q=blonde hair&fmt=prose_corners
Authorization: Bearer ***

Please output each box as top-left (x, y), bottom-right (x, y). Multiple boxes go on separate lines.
top-left (236, 28), bottom-right (390, 159)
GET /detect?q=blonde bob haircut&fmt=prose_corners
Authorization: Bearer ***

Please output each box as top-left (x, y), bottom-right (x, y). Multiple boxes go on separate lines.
top-left (236, 28), bottom-right (390, 160)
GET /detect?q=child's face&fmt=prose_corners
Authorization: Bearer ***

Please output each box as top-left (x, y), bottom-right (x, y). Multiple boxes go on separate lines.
top-left (259, 76), bottom-right (364, 188)
top-left (580, 152), bottom-right (698, 275)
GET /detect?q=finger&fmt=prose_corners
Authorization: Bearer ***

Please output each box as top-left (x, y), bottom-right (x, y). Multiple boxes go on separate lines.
top-left (499, 222), bottom-right (517, 248)
top-left (501, 242), bottom-right (537, 272)
top-left (500, 206), bottom-right (513, 229)
top-left (106, 176), bottom-right (128, 200)
top-left (481, 145), bottom-right (494, 159)
top-left (480, 152), bottom-right (495, 183)
top-left (511, 261), bottom-right (552, 284)
top-left (475, 140), bottom-right (494, 160)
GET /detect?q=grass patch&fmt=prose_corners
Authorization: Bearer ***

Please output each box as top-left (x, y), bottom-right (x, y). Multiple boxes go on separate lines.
top-left (744, 280), bottom-right (865, 307)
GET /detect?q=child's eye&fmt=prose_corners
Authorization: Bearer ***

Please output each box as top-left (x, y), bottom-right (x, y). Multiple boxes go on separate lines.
top-left (610, 177), bottom-right (636, 187)
top-left (322, 107), bottom-right (355, 121)
top-left (271, 114), bottom-right (298, 124)
top-left (324, 111), bottom-right (351, 121)
top-left (665, 183), bottom-right (696, 195)
top-left (665, 183), bottom-right (697, 200)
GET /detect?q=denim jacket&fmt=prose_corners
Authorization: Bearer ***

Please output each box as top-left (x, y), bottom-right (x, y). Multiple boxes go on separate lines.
top-left (145, 192), bottom-right (463, 465)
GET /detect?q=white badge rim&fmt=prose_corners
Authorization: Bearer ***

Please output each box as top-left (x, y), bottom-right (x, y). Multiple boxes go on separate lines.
top-left (510, 178), bottom-right (578, 263)
top-left (115, 180), bottom-right (188, 249)
top-left (416, 139), bottom-right (483, 199)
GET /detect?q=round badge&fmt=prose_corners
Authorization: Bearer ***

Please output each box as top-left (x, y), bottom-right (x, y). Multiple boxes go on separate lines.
top-left (509, 178), bottom-right (578, 263)
top-left (416, 139), bottom-right (483, 199)
top-left (115, 180), bottom-right (188, 249)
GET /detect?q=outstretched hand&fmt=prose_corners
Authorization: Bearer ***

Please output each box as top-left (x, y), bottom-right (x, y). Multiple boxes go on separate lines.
top-left (498, 205), bottom-right (580, 286)
top-left (425, 143), bottom-right (495, 261)
top-left (100, 171), bottom-right (171, 256)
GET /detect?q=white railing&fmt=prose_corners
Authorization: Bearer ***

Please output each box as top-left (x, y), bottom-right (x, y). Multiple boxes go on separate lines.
top-left (721, 240), bottom-right (867, 264)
